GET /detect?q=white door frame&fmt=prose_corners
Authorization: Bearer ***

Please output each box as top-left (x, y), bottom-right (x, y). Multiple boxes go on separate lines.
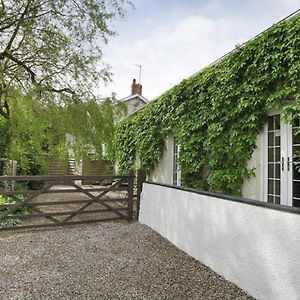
top-left (286, 124), bottom-right (293, 206)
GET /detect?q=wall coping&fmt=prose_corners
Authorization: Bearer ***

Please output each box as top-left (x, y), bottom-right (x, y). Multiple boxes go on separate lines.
top-left (144, 181), bottom-right (300, 216)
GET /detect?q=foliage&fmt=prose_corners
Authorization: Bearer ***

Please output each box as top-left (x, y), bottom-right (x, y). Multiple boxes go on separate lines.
top-left (115, 15), bottom-right (300, 195)
top-left (0, 0), bottom-right (129, 173)
top-left (0, 0), bottom-right (131, 118)
top-left (0, 116), bottom-right (9, 158)
top-left (0, 194), bottom-right (29, 226)
top-left (5, 88), bottom-right (125, 175)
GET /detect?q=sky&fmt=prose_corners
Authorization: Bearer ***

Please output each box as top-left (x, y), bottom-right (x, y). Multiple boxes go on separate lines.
top-left (99, 0), bottom-right (300, 101)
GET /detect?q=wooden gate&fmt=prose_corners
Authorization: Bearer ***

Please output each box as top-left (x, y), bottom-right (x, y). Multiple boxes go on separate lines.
top-left (0, 174), bottom-right (134, 231)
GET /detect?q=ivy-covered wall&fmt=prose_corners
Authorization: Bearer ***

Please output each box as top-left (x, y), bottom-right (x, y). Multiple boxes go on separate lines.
top-left (114, 14), bottom-right (300, 196)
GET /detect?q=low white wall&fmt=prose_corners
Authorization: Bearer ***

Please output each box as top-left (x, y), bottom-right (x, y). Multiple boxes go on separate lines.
top-left (139, 183), bottom-right (300, 300)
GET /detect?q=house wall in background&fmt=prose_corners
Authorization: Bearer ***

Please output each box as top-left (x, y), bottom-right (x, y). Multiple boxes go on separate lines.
top-left (124, 97), bottom-right (146, 115)
top-left (149, 134), bottom-right (263, 201)
top-left (242, 133), bottom-right (263, 200)
top-left (149, 136), bottom-right (173, 185)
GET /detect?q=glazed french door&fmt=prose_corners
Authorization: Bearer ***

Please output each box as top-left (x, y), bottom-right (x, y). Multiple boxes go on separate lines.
top-left (287, 116), bottom-right (300, 208)
top-left (265, 113), bottom-right (300, 207)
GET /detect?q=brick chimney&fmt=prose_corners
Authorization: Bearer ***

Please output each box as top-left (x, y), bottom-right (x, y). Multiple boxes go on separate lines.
top-left (131, 79), bottom-right (142, 95)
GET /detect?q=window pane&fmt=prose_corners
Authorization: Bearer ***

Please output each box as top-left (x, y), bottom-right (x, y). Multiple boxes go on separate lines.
top-left (293, 181), bottom-right (300, 198)
top-left (173, 137), bottom-right (180, 186)
top-left (173, 174), bottom-right (177, 186)
top-left (293, 166), bottom-right (300, 180)
top-left (293, 134), bottom-right (300, 145)
top-left (275, 180), bottom-right (280, 196)
top-left (268, 163), bottom-right (274, 178)
top-left (268, 195), bottom-right (274, 203)
top-left (275, 163), bottom-right (280, 179)
top-left (268, 132), bottom-right (274, 146)
top-left (293, 117), bottom-right (300, 128)
top-left (293, 198), bottom-right (300, 208)
top-left (268, 116), bottom-right (274, 131)
top-left (268, 148), bottom-right (275, 162)
top-left (274, 115), bottom-right (280, 130)
top-left (275, 147), bottom-right (280, 162)
top-left (293, 146), bottom-right (300, 180)
top-left (274, 196), bottom-right (280, 204)
top-left (268, 180), bottom-right (274, 195)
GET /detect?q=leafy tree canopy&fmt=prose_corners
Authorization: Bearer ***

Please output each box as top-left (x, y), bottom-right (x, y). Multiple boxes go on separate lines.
top-left (0, 0), bottom-right (130, 173)
top-left (0, 115), bottom-right (9, 158)
top-left (7, 89), bottom-right (123, 173)
top-left (0, 0), bottom-right (130, 117)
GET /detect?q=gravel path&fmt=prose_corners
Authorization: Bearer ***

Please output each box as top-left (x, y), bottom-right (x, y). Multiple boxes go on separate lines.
top-left (0, 223), bottom-right (254, 300)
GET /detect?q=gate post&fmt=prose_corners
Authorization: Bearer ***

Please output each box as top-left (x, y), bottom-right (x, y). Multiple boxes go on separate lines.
top-left (136, 168), bottom-right (146, 220)
top-left (127, 171), bottom-right (134, 221)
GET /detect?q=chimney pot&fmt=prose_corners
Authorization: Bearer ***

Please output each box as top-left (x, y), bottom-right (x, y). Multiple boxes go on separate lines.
top-left (131, 78), bottom-right (142, 95)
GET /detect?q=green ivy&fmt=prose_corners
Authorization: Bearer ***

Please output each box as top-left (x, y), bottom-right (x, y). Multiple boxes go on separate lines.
top-left (114, 15), bottom-right (300, 195)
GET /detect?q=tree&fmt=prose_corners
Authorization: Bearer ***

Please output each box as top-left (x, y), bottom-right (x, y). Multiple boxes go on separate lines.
top-left (7, 89), bottom-right (124, 174)
top-left (0, 0), bottom-right (130, 118)
top-left (0, 116), bottom-right (9, 158)
top-left (0, 0), bottom-right (129, 172)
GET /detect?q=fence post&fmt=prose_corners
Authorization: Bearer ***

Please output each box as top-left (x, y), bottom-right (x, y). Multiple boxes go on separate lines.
top-left (127, 171), bottom-right (134, 221)
top-left (136, 168), bottom-right (146, 220)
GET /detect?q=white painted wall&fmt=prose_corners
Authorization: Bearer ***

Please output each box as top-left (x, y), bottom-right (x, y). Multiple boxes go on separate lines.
top-left (139, 183), bottom-right (300, 300)
top-left (242, 133), bottom-right (263, 200)
top-left (149, 136), bottom-right (174, 185)
top-left (124, 97), bottom-right (145, 115)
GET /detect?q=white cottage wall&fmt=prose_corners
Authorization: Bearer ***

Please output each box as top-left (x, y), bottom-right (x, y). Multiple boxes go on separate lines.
top-left (124, 98), bottom-right (145, 115)
top-left (149, 134), bottom-right (263, 201)
top-left (149, 136), bottom-right (174, 185)
top-left (241, 133), bottom-right (263, 200)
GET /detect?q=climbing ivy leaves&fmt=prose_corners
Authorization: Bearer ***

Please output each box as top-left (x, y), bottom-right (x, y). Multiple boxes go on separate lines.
top-left (115, 15), bottom-right (300, 196)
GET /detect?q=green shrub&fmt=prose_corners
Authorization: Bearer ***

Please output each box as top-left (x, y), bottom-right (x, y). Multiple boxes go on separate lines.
top-left (0, 194), bottom-right (29, 227)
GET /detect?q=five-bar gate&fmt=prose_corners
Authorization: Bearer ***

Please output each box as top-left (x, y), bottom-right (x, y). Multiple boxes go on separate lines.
top-left (0, 174), bottom-right (135, 231)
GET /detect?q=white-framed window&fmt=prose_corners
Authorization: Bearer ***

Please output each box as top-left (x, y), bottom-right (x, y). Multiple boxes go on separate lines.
top-left (172, 137), bottom-right (181, 186)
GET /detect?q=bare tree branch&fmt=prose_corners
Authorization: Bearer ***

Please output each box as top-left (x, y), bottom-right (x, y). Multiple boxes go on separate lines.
top-left (3, 51), bottom-right (37, 83)
top-left (49, 87), bottom-right (76, 95)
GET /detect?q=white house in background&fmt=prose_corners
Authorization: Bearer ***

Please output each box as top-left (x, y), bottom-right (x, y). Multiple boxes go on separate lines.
top-left (120, 79), bottom-right (148, 115)
top-left (147, 15), bottom-right (300, 209)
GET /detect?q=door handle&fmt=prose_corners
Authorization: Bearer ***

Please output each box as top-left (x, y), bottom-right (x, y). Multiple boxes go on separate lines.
top-left (281, 157), bottom-right (284, 171)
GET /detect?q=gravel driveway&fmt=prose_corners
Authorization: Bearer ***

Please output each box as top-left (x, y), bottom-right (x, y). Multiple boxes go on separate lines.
top-left (0, 223), bottom-right (254, 300)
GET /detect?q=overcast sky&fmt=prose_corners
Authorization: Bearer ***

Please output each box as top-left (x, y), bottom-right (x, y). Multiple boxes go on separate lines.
top-left (99, 0), bottom-right (300, 101)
